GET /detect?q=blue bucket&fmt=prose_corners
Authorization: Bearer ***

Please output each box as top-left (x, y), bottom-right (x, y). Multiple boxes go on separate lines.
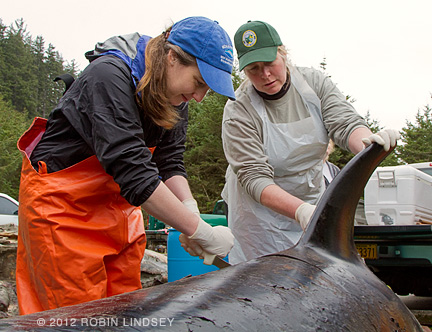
top-left (167, 229), bottom-right (228, 282)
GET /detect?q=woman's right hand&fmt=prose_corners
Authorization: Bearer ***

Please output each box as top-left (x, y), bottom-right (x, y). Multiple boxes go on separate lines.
top-left (179, 218), bottom-right (234, 258)
top-left (361, 128), bottom-right (400, 151)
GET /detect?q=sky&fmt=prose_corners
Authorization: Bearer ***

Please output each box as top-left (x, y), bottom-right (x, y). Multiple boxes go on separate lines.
top-left (2, 0), bottom-right (431, 132)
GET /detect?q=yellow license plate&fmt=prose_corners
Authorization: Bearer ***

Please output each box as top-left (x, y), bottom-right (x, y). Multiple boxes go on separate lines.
top-left (356, 244), bottom-right (378, 260)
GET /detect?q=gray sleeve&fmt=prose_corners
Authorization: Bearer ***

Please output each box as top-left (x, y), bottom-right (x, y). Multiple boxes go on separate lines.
top-left (222, 87), bottom-right (275, 203)
top-left (299, 67), bottom-right (368, 151)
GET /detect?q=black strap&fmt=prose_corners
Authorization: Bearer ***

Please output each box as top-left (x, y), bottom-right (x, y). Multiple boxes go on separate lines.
top-left (54, 74), bottom-right (75, 95)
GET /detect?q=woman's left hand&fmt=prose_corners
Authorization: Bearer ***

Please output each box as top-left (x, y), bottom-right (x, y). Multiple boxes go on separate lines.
top-left (179, 218), bottom-right (234, 259)
top-left (295, 202), bottom-right (316, 230)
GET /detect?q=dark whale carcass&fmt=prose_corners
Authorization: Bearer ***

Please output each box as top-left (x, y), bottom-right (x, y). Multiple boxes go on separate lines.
top-left (0, 143), bottom-right (422, 331)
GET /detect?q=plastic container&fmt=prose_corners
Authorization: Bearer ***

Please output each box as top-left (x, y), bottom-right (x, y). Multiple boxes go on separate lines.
top-left (167, 216), bottom-right (228, 282)
top-left (409, 161), bottom-right (432, 177)
top-left (364, 164), bottom-right (432, 225)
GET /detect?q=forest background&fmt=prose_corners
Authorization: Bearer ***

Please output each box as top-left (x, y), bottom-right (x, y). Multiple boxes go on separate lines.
top-left (1, 19), bottom-right (431, 212)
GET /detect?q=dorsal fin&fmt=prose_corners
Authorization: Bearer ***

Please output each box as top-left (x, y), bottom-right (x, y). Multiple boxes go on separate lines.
top-left (298, 143), bottom-right (393, 260)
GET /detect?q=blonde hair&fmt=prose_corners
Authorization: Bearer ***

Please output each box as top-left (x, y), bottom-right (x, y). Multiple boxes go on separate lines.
top-left (136, 28), bottom-right (196, 129)
top-left (278, 45), bottom-right (288, 58)
top-left (278, 45), bottom-right (293, 70)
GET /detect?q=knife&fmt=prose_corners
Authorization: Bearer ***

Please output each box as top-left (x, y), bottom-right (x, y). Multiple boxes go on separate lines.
top-left (203, 253), bottom-right (231, 269)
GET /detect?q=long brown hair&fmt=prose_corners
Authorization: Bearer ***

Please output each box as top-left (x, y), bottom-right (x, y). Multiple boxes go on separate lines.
top-left (136, 27), bottom-right (196, 129)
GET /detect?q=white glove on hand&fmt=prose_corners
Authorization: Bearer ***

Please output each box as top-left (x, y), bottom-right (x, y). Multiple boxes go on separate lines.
top-left (182, 198), bottom-right (200, 216)
top-left (295, 203), bottom-right (316, 230)
top-left (179, 218), bottom-right (234, 258)
top-left (179, 234), bottom-right (204, 257)
top-left (361, 129), bottom-right (400, 152)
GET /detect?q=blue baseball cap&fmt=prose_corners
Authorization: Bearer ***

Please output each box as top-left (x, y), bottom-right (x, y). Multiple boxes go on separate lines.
top-left (168, 16), bottom-right (236, 100)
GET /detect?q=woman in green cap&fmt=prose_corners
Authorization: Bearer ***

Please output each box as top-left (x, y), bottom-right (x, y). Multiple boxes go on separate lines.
top-left (221, 20), bottom-right (399, 264)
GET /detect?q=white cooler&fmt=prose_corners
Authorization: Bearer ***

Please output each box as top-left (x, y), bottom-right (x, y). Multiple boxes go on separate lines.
top-left (364, 164), bottom-right (432, 225)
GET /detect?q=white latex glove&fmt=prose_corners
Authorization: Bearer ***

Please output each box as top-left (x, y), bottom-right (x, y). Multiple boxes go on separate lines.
top-left (295, 203), bottom-right (316, 230)
top-left (179, 234), bottom-right (205, 257)
top-left (179, 218), bottom-right (234, 258)
top-left (361, 129), bottom-right (400, 152)
top-left (182, 198), bottom-right (200, 216)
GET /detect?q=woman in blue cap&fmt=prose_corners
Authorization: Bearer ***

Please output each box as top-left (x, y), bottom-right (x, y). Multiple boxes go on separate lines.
top-left (222, 20), bottom-right (399, 264)
top-left (16, 16), bottom-right (235, 314)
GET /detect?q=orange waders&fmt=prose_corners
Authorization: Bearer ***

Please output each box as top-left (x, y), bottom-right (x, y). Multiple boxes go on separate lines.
top-left (16, 117), bottom-right (146, 315)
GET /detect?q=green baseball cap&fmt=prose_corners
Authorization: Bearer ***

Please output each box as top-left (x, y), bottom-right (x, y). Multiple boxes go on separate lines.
top-left (234, 21), bottom-right (282, 71)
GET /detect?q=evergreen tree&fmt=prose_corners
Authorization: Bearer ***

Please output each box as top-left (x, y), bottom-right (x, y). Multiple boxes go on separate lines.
top-left (0, 20), bottom-right (6, 90)
top-left (184, 69), bottom-right (242, 212)
top-left (32, 35), bottom-right (48, 117)
top-left (185, 94), bottom-right (229, 212)
top-left (319, 57), bottom-right (327, 72)
top-left (397, 104), bottom-right (432, 164)
top-left (0, 19), bottom-right (38, 117)
top-left (43, 43), bottom-right (67, 116)
top-left (0, 96), bottom-right (31, 199)
top-left (0, 18), bottom-right (78, 120)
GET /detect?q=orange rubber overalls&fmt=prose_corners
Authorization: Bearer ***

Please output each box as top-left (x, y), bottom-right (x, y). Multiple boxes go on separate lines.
top-left (16, 117), bottom-right (146, 315)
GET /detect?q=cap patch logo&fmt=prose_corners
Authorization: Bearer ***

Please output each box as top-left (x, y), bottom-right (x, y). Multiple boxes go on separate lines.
top-left (242, 30), bottom-right (257, 48)
top-left (224, 48), bottom-right (233, 59)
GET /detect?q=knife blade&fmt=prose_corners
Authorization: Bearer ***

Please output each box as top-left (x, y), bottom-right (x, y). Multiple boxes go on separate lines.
top-left (203, 253), bottom-right (231, 269)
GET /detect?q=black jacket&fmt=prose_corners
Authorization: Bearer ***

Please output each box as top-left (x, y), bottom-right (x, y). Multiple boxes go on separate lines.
top-left (31, 55), bottom-right (189, 206)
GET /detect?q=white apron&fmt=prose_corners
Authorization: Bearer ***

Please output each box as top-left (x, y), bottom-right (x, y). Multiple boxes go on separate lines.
top-left (224, 67), bottom-right (329, 264)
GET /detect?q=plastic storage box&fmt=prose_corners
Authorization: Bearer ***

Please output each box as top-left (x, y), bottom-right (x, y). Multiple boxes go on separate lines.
top-left (364, 164), bottom-right (432, 225)
top-left (409, 161), bottom-right (432, 176)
